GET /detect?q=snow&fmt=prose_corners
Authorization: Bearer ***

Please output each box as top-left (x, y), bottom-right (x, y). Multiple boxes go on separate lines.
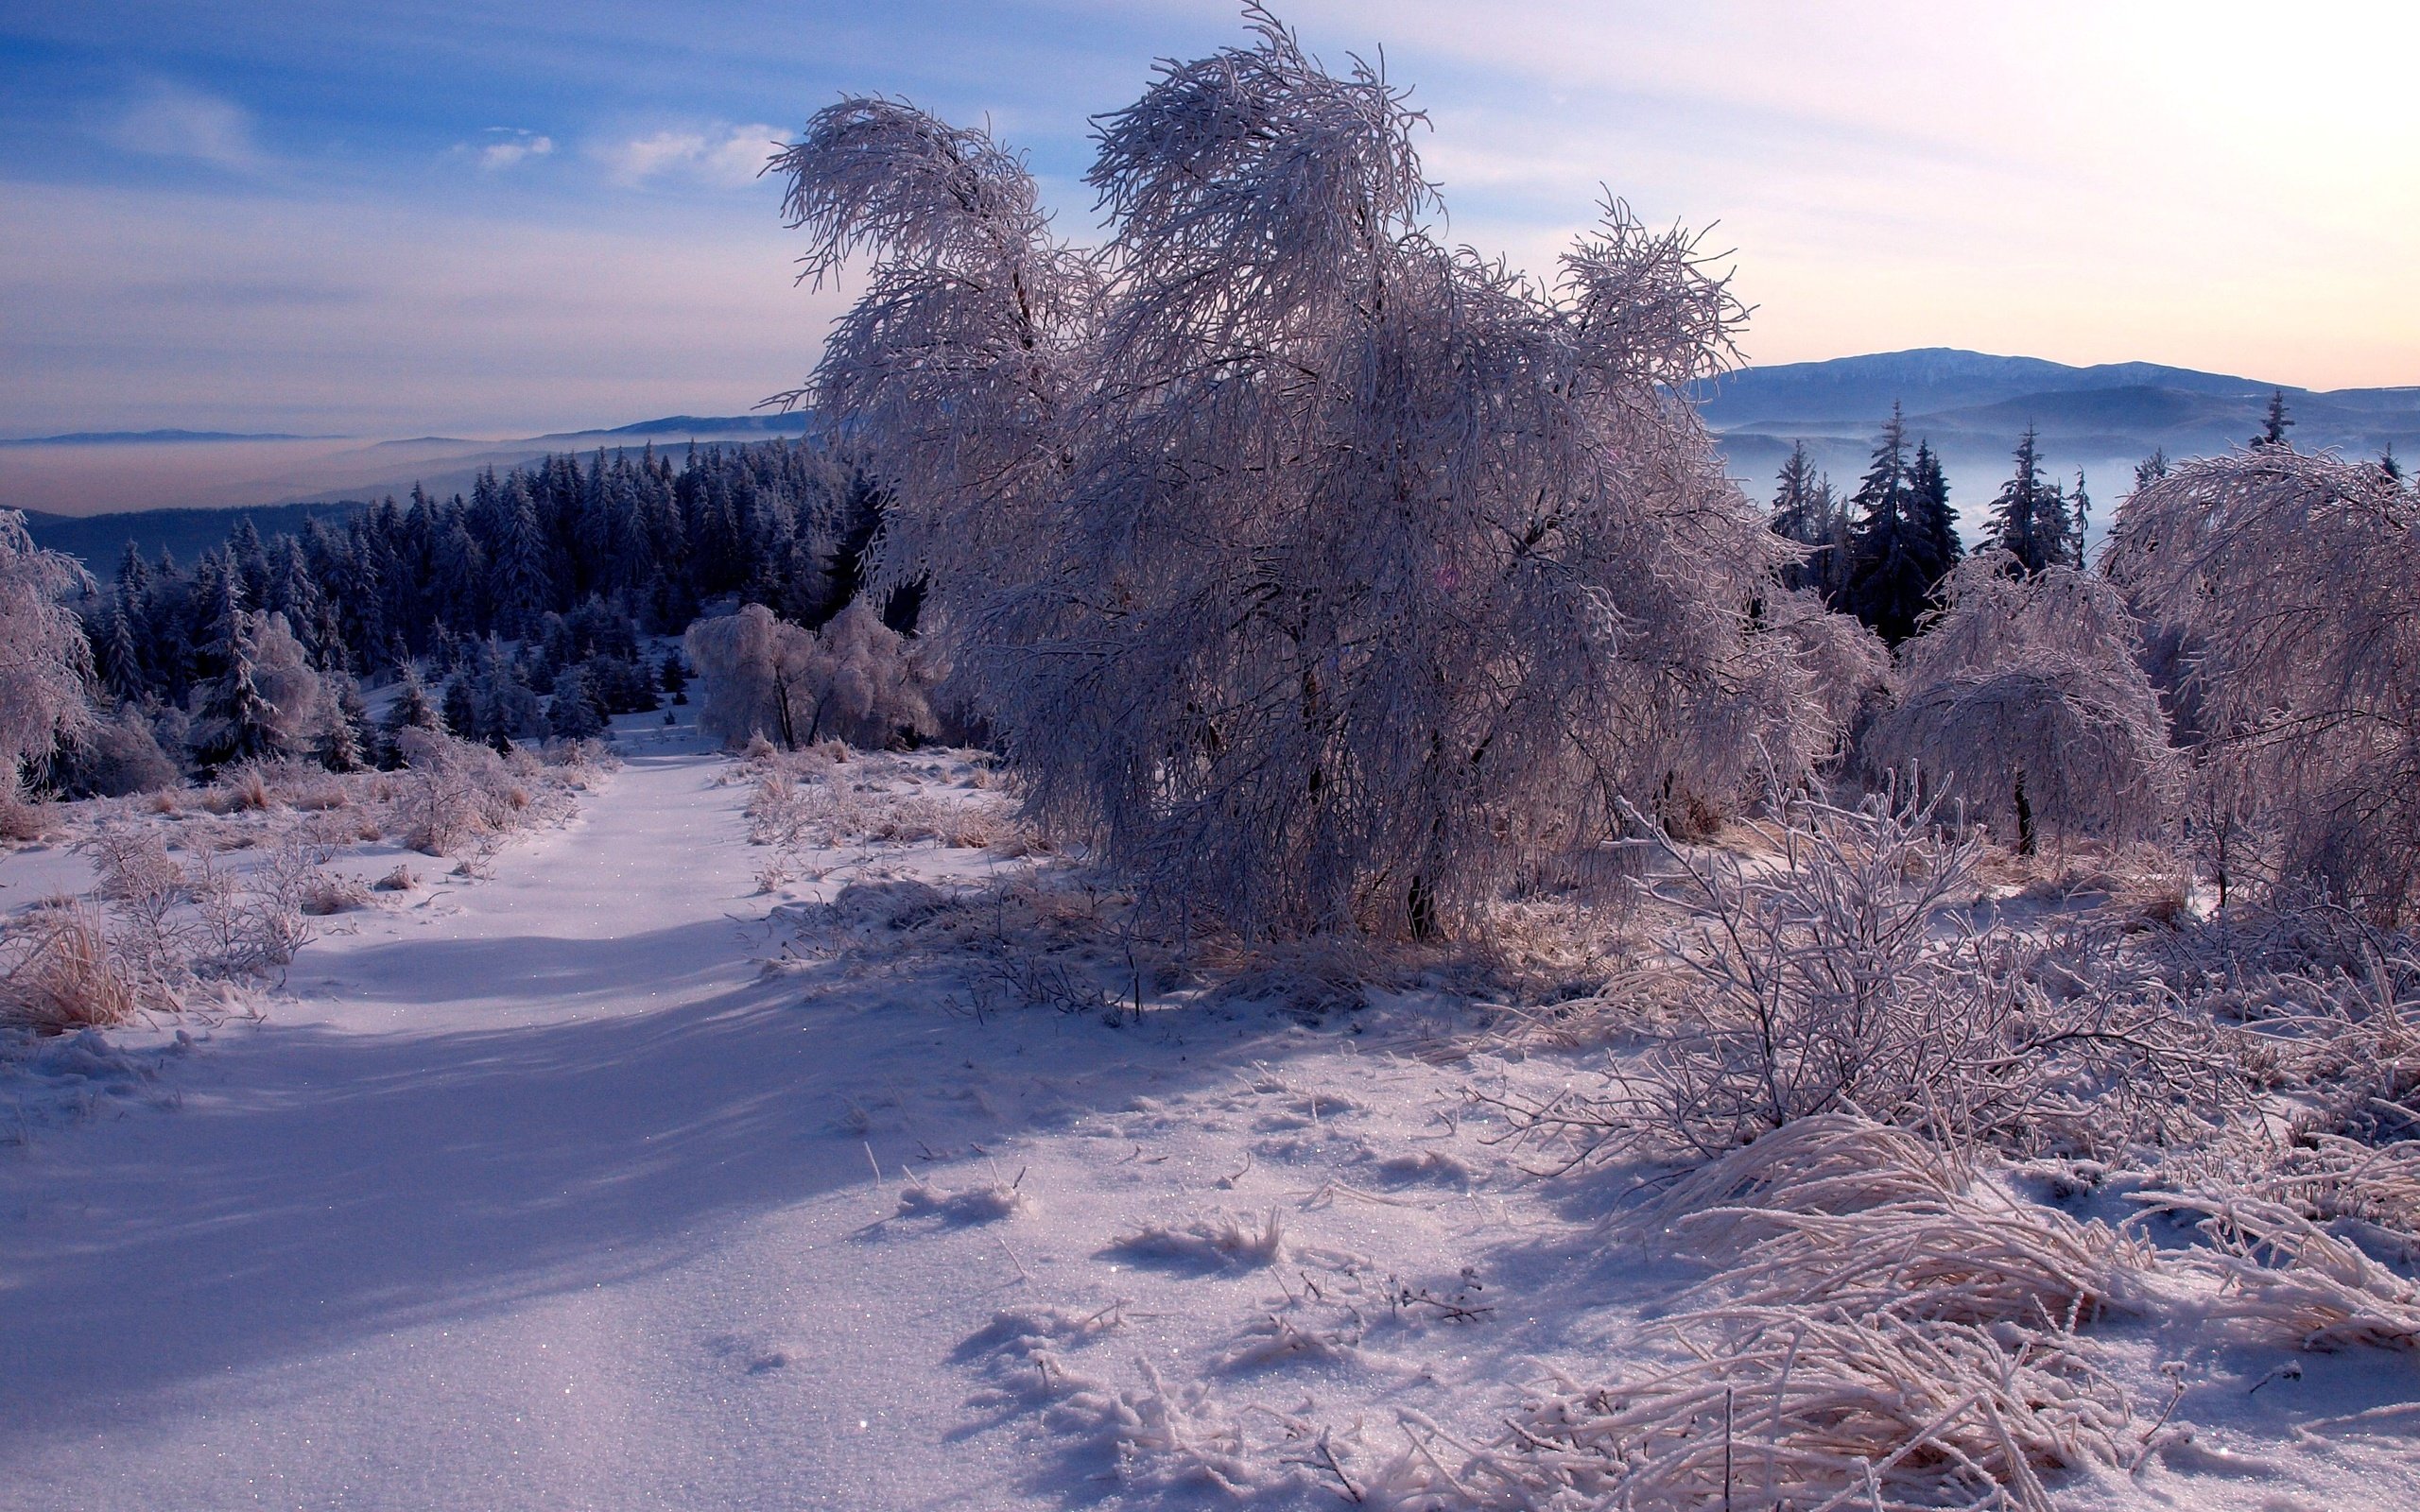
top-left (5, 738), bottom-right (2418, 1510)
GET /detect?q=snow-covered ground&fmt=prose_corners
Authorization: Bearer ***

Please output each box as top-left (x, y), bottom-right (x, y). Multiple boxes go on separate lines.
top-left (5, 734), bottom-right (2417, 1510)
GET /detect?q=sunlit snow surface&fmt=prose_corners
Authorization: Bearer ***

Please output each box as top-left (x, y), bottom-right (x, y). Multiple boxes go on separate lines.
top-left (4, 723), bottom-right (2416, 1510)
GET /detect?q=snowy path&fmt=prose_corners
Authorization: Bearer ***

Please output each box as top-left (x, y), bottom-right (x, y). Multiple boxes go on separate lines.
top-left (0, 747), bottom-right (1044, 1509)
top-left (0, 747), bottom-right (1529, 1511)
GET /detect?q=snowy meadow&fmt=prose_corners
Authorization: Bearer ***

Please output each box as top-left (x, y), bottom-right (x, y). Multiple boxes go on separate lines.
top-left (6, 11), bottom-right (2420, 1512)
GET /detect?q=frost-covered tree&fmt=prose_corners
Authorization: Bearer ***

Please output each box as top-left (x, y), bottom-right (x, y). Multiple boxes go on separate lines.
top-left (2103, 447), bottom-right (2420, 920)
top-left (318, 671), bottom-right (368, 771)
top-left (249, 611), bottom-right (329, 759)
top-left (768, 92), bottom-right (1101, 662)
top-left (545, 665), bottom-right (609, 741)
top-left (440, 674), bottom-right (477, 743)
top-left (686, 604), bottom-right (818, 748)
top-left (799, 599), bottom-right (936, 747)
top-left (685, 601), bottom-right (934, 750)
top-left (189, 599), bottom-right (279, 772)
top-left (467, 636), bottom-right (542, 750)
top-left (374, 664), bottom-right (441, 768)
top-left (64, 700), bottom-right (179, 798)
top-left (0, 509), bottom-right (96, 804)
top-left (774, 11), bottom-right (1824, 936)
top-left (1862, 552), bottom-right (2171, 852)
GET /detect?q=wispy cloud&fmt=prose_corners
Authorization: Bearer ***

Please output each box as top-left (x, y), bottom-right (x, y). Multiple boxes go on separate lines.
top-left (102, 79), bottom-right (268, 172)
top-left (473, 128), bottom-right (554, 171)
top-left (598, 125), bottom-right (780, 188)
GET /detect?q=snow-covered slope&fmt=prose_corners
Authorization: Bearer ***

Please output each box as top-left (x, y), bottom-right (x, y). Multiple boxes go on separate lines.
top-left (5, 739), bottom-right (2417, 1510)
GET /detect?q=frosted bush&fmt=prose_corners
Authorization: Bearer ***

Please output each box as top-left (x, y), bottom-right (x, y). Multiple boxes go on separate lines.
top-left (2104, 448), bottom-right (2420, 921)
top-left (1864, 551), bottom-right (2174, 850)
top-left (395, 726), bottom-right (525, 855)
top-left (0, 904), bottom-right (168, 1032)
top-left (78, 826), bottom-right (194, 987)
top-left (686, 602), bottom-right (935, 751)
top-left (1489, 788), bottom-right (2240, 1160)
top-left (1379, 1116), bottom-right (2142, 1512)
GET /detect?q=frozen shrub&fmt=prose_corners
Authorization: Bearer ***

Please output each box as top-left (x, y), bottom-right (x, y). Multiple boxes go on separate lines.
top-left (211, 764), bottom-right (275, 814)
top-left (1412, 1117), bottom-right (2143, 1512)
top-left (63, 702), bottom-right (182, 798)
top-left (2104, 448), bottom-right (2420, 922)
top-left (0, 790), bottom-right (46, 843)
top-left (1864, 552), bottom-right (2174, 850)
top-left (77, 826), bottom-right (193, 985)
top-left (686, 602), bottom-right (935, 751)
top-left (189, 844), bottom-right (315, 976)
top-left (1489, 788), bottom-right (2240, 1160)
top-left (1763, 589), bottom-right (1890, 771)
top-left (542, 737), bottom-right (620, 782)
top-left (394, 726), bottom-right (520, 854)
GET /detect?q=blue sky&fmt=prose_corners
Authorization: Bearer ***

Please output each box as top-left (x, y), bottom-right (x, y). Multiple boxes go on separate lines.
top-left (4, 1), bottom-right (2415, 437)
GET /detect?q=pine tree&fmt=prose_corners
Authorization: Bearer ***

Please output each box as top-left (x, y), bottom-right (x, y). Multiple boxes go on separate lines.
top-left (2381, 443), bottom-right (2403, 483)
top-left (1843, 406), bottom-right (1961, 644)
top-left (471, 636), bottom-right (540, 750)
top-left (228, 516), bottom-right (270, 606)
top-left (2255, 387), bottom-right (2293, 447)
top-left (190, 608), bottom-right (277, 770)
top-left (1910, 441), bottom-right (1960, 576)
top-left (2062, 471), bottom-right (2091, 568)
top-left (441, 674), bottom-right (476, 741)
top-left (491, 473), bottom-right (554, 635)
top-left (319, 671), bottom-right (368, 771)
top-left (546, 665), bottom-right (608, 740)
top-left (1761, 442), bottom-right (1820, 571)
top-left (103, 606), bottom-right (146, 704)
top-left (2133, 448), bottom-right (2169, 490)
top-left (1983, 425), bottom-right (2054, 574)
top-left (379, 664), bottom-right (441, 765)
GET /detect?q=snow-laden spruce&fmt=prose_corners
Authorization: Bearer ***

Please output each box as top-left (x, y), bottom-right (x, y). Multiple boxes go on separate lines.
top-left (770, 10), bottom-right (1841, 936)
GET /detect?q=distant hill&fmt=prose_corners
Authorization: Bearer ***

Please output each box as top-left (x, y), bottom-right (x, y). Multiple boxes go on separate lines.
top-left (1697, 348), bottom-right (2417, 532)
top-left (1694, 347), bottom-right (2418, 459)
top-left (1686, 349), bottom-right (2281, 428)
top-left (2, 412), bottom-right (814, 524)
top-left (20, 502), bottom-right (367, 572)
top-left (588, 413), bottom-right (805, 438)
top-left (0, 428), bottom-right (341, 447)
top-left (16, 362), bottom-right (2413, 552)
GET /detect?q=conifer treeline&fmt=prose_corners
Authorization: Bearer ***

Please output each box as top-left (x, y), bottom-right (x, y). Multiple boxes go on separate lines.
top-left (1771, 406), bottom-right (2091, 644)
top-left (93, 439), bottom-right (879, 700)
top-left (56, 439), bottom-right (887, 789)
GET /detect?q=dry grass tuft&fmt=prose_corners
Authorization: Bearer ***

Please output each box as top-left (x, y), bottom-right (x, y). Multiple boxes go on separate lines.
top-left (0, 904), bottom-right (171, 1032)
top-left (0, 795), bottom-right (48, 843)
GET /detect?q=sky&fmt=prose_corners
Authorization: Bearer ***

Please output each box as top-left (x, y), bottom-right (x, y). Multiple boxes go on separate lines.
top-left (2, 0), bottom-right (2415, 439)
